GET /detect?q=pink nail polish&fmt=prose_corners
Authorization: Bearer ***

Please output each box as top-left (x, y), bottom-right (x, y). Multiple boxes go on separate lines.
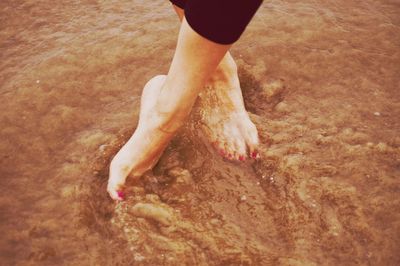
top-left (251, 151), bottom-right (259, 159)
top-left (117, 190), bottom-right (125, 199)
top-left (239, 155), bottom-right (246, 161)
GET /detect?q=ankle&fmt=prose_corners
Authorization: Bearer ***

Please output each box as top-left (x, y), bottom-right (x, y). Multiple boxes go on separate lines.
top-left (151, 85), bottom-right (193, 133)
top-left (138, 106), bottom-right (185, 135)
top-left (211, 60), bottom-right (238, 85)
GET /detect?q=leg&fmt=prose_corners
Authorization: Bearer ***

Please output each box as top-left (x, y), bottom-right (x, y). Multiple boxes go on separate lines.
top-left (107, 18), bottom-right (231, 200)
top-left (173, 4), bottom-right (260, 161)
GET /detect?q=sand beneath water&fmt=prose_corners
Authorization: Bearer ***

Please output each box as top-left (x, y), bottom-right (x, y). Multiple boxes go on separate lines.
top-left (1, 0), bottom-right (399, 265)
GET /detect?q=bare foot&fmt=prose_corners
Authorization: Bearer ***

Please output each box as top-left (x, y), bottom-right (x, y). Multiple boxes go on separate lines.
top-left (107, 75), bottom-right (175, 200)
top-left (198, 57), bottom-right (260, 161)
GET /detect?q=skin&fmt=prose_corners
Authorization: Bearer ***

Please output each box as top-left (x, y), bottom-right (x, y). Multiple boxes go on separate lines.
top-left (173, 5), bottom-right (260, 161)
top-left (107, 4), bottom-right (260, 201)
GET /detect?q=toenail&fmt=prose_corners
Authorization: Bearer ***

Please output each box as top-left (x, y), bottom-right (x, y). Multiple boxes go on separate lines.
top-left (251, 151), bottom-right (259, 159)
top-left (117, 190), bottom-right (125, 199)
top-left (239, 155), bottom-right (246, 162)
top-left (219, 149), bottom-right (226, 156)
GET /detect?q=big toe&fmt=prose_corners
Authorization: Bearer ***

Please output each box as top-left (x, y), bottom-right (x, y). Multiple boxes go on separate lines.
top-left (107, 175), bottom-right (125, 201)
top-left (107, 184), bottom-right (125, 201)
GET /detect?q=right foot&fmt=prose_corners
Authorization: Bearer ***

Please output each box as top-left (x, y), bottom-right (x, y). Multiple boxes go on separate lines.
top-left (198, 56), bottom-right (260, 161)
top-left (107, 75), bottom-right (175, 201)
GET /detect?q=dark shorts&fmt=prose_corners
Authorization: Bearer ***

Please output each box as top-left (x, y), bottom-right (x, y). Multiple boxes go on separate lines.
top-left (169, 0), bottom-right (262, 45)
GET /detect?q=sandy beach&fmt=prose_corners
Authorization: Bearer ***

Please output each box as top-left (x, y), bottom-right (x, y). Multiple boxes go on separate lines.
top-left (1, 0), bottom-right (399, 265)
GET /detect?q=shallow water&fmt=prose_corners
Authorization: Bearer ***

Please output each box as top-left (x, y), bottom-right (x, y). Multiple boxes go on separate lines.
top-left (1, 0), bottom-right (399, 265)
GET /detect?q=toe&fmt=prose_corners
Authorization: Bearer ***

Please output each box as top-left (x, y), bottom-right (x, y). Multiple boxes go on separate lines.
top-left (107, 170), bottom-right (126, 201)
top-left (224, 143), bottom-right (236, 160)
top-left (107, 183), bottom-right (125, 201)
top-left (233, 138), bottom-right (247, 161)
top-left (223, 133), bottom-right (239, 160)
top-left (228, 126), bottom-right (247, 161)
top-left (215, 139), bottom-right (233, 159)
top-left (117, 190), bottom-right (125, 200)
top-left (244, 124), bottom-right (260, 159)
top-left (215, 141), bottom-right (227, 157)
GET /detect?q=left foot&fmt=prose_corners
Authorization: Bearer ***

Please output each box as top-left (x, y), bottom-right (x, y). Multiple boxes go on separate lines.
top-left (107, 75), bottom-right (176, 200)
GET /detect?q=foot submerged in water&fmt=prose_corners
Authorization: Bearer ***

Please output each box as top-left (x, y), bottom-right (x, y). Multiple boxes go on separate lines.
top-left (107, 75), bottom-right (175, 201)
top-left (198, 57), bottom-right (260, 161)
top-left (108, 59), bottom-right (260, 200)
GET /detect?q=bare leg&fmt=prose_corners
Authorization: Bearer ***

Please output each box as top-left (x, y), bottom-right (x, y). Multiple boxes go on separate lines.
top-left (107, 18), bottom-right (230, 200)
top-left (173, 5), bottom-right (260, 161)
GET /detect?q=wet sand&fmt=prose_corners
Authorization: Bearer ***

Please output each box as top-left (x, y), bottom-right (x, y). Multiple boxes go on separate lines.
top-left (1, 0), bottom-right (399, 265)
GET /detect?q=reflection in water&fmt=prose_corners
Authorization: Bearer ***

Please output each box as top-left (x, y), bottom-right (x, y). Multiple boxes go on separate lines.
top-left (1, 0), bottom-right (399, 265)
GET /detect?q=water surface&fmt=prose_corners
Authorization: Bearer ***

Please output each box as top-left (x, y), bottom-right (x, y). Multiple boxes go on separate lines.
top-left (1, 0), bottom-right (399, 265)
